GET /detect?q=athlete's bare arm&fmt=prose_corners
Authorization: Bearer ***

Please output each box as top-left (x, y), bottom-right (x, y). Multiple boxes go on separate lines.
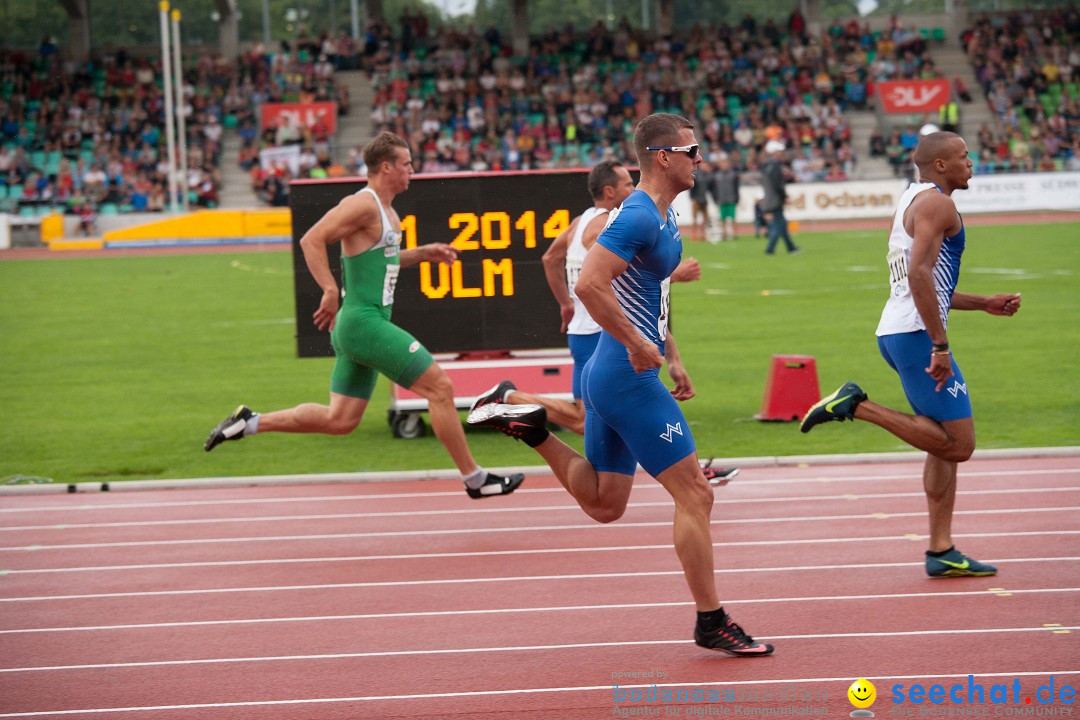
top-left (400, 243), bottom-right (458, 268)
top-left (577, 244), bottom-right (664, 373)
top-left (905, 191), bottom-right (958, 390)
top-left (299, 192), bottom-right (380, 332)
top-left (951, 291), bottom-right (1022, 315)
top-left (664, 329), bottom-right (695, 401)
top-left (542, 216), bottom-right (579, 331)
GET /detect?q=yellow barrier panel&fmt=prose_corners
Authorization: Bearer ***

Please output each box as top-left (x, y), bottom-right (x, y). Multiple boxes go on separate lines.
top-left (102, 209), bottom-right (291, 243)
top-left (40, 213), bottom-right (65, 244)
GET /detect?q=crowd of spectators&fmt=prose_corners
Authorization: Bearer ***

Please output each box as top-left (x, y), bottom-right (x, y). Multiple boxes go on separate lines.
top-left (0, 28), bottom-right (351, 217)
top-left (360, 12), bottom-right (930, 183)
top-left (0, 45), bottom-right (222, 217)
top-left (869, 9), bottom-right (1080, 176)
top-left (4, 8), bottom-right (1078, 218)
top-left (960, 9), bottom-right (1080, 173)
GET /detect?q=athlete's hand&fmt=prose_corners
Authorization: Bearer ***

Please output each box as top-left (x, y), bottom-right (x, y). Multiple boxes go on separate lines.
top-left (313, 287), bottom-right (340, 332)
top-left (985, 293), bottom-right (1021, 316)
top-left (926, 351), bottom-right (954, 392)
top-left (671, 257), bottom-right (701, 283)
top-left (559, 301), bottom-right (575, 333)
top-left (667, 361), bottom-right (696, 401)
top-left (425, 243), bottom-right (458, 264)
top-left (628, 341), bottom-right (664, 373)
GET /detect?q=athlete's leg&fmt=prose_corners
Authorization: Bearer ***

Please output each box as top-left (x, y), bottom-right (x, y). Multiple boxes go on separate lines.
top-left (407, 363), bottom-right (479, 476)
top-left (852, 404), bottom-right (975, 462)
top-left (653, 452), bottom-right (718, 610)
top-left (528, 433), bottom-right (634, 523)
top-left (257, 393), bottom-right (368, 435)
top-left (923, 451), bottom-right (959, 553)
top-left (507, 391), bottom-right (585, 434)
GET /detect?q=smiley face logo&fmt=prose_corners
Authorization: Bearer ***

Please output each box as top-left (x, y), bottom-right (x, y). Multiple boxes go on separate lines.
top-left (848, 679), bottom-right (876, 709)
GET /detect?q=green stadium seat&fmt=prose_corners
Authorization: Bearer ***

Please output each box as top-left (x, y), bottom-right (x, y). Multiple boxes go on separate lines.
top-left (19, 205), bottom-right (36, 217)
top-left (0, 185), bottom-right (7, 200)
top-left (7, 184), bottom-right (22, 200)
top-left (919, 28), bottom-right (931, 40)
top-left (931, 27), bottom-right (946, 42)
top-left (99, 203), bottom-right (119, 215)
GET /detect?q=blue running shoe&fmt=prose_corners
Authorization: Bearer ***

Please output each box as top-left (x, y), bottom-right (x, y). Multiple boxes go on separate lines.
top-left (926, 547), bottom-right (997, 577)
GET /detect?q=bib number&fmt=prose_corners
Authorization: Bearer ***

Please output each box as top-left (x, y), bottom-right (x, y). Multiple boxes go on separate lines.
top-left (565, 257), bottom-right (582, 297)
top-left (887, 248), bottom-right (909, 285)
top-left (383, 264), bottom-right (400, 306)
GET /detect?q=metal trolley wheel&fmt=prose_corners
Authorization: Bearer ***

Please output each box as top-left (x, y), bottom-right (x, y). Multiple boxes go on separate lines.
top-left (387, 410), bottom-right (427, 439)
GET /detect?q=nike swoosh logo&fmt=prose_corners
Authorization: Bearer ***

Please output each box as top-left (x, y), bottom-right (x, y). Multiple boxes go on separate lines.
top-left (508, 421), bottom-right (531, 429)
top-left (825, 394), bottom-right (853, 412)
top-left (938, 558), bottom-right (970, 570)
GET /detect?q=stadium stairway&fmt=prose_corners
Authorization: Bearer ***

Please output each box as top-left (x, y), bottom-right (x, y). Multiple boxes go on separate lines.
top-left (333, 69), bottom-right (375, 166)
top-left (217, 130), bottom-right (261, 209)
top-left (932, 44), bottom-right (997, 138)
top-left (847, 109), bottom-right (893, 180)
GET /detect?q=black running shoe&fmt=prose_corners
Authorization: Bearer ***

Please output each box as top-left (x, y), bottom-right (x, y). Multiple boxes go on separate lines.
top-left (799, 381), bottom-right (867, 434)
top-left (467, 402), bottom-right (548, 445)
top-left (700, 460), bottom-right (740, 487)
top-left (694, 614), bottom-right (774, 657)
top-left (466, 472), bottom-right (526, 499)
top-left (470, 380), bottom-right (517, 413)
top-left (204, 405), bottom-right (254, 452)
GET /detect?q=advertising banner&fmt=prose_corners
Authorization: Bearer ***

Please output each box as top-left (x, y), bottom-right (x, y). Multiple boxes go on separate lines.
top-left (877, 79), bottom-right (951, 114)
top-left (260, 101), bottom-right (338, 134)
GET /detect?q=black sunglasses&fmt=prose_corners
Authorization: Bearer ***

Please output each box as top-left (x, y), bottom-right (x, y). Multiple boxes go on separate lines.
top-left (645, 144), bottom-right (700, 159)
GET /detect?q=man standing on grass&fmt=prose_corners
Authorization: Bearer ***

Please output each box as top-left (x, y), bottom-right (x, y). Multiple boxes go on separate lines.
top-left (468, 113), bottom-right (773, 656)
top-left (204, 131), bottom-right (524, 500)
top-left (800, 131), bottom-right (1021, 577)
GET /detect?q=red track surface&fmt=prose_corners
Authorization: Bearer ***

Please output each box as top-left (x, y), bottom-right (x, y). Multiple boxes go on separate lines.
top-left (1, 454), bottom-right (1077, 719)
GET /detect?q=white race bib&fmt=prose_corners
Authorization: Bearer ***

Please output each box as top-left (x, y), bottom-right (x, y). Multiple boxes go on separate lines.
top-left (382, 264), bottom-right (400, 306)
top-left (657, 277), bottom-right (671, 339)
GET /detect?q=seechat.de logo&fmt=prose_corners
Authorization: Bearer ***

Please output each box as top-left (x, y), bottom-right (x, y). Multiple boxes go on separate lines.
top-left (849, 678), bottom-right (877, 718)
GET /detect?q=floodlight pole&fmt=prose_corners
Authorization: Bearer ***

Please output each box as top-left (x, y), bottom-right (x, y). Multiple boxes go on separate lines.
top-left (172, 8), bottom-right (190, 212)
top-left (262, 0), bottom-right (272, 45)
top-left (159, 1), bottom-right (179, 214)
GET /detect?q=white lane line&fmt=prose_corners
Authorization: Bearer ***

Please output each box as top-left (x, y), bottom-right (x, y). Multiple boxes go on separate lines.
top-left (1, 570), bottom-right (1077, 606)
top-left (2, 489), bottom-right (1076, 532)
top-left (2, 625), bottom-right (1076, 674)
top-left (3, 587), bottom-right (1076, 635)
top-left (1, 522), bottom-right (1077, 554)
top-left (1, 468), bottom-right (1075, 514)
top-left (0, 671), bottom-right (1077, 717)
top-left (2, 552), bottom-right (1077, 577)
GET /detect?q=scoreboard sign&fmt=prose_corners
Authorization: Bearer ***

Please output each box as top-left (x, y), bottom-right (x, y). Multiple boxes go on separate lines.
top-left (290, 170), bottom-right (592, 357)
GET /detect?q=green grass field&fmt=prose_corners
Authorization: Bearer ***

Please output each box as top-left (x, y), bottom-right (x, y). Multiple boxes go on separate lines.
top-left (2, 220), bottom-right (1078, 485)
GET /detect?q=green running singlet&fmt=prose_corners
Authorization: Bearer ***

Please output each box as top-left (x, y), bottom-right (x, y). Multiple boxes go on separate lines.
top-left (329, 187), bottom-right (434, 399)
